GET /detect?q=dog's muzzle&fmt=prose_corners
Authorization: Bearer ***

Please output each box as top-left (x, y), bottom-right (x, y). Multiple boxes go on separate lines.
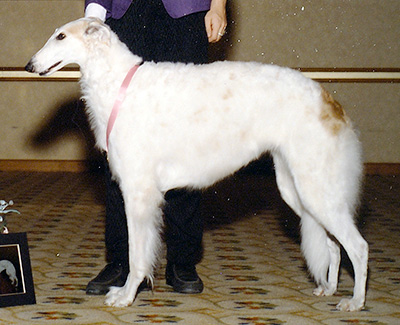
top-left (25, 59), bottom-right (62, 76)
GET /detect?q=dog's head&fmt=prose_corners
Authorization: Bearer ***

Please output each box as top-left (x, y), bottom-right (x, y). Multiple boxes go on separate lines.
top-left (25, 18), bottom-right (112, 76)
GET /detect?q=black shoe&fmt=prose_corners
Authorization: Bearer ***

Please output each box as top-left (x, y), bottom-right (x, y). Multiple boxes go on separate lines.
top-left (165, 263), bottom-right (204, 294)
top-left (86, 262), bottom-right (128, 295)
top-left (86, 263), bottom-right (151, 295)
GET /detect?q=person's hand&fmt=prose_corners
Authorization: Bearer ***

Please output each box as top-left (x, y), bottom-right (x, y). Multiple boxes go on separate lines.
top-left (205, 0), bottom-right (227, 43)
top-left (85, 3), bottom-right (107, 22)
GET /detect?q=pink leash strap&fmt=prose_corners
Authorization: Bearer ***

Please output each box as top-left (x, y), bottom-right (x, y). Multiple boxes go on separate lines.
top-left (106, 64), bottom-right (140, 151)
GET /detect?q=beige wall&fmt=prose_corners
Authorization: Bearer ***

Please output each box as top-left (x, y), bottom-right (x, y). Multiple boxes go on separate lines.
top-left (1, 0), bottom-right (85, 160)
top-left (1, 0), bottom-right (399, 163)
top-left (211, 1), bottom-right (399, 67)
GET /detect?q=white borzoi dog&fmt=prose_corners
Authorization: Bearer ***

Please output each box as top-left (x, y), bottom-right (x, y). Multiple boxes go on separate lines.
top-left (26, 18), bottom-right (368, 311)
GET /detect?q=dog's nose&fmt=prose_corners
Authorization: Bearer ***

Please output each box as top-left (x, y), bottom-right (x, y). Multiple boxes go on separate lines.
top-left (25, 60), bottom-right (35, 73)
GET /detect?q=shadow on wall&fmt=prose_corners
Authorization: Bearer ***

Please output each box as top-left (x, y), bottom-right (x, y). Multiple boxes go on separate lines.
top-left (29, 99), bottom-right (103, 171)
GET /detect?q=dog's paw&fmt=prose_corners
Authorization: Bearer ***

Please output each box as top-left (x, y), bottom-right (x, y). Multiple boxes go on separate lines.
top-left (313, 284), bottom-right (336, 297)
top-left (336, 298), bottom-right (364, 312)
top-left (104, 286), bottom-right (134, 307)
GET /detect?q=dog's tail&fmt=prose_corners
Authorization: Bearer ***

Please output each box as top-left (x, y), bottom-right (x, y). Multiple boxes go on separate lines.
top-left (300, 214), bottom-right (330, 286)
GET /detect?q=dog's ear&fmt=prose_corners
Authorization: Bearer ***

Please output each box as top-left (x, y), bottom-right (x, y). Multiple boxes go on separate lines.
top-left (84, 20), bottom-right (111, 46)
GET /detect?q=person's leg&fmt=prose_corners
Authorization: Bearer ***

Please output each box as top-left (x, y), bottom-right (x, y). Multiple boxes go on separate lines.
top-left (86, 155), bottom-right (129, 294)
top-left (163, 189), bottom-right (204, 293)
top-left (144, 2), bottom-right (209, 293)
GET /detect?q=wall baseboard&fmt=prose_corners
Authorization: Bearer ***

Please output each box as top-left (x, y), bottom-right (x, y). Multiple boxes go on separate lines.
top-left (0, 160), bottom-right (88, 172)
top-left (0, 160), bottom-right (399, 175)
top-left (363, 163), bottom-right (400, 175)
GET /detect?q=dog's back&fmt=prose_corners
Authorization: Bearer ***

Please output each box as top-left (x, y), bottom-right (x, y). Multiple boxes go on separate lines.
top-left (111, 61), bottom-right (356, 191)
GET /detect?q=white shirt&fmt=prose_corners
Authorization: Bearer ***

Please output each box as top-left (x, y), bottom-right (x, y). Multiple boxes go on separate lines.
top-left (85, 3), bottom-right (107, 22)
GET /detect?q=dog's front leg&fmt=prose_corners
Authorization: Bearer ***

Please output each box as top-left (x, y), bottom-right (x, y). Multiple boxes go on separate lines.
top-left (104, 186), bottom-right (164, 307)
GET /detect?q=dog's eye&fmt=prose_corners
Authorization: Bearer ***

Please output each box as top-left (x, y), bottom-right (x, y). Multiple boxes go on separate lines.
top-left (56, 33), bottom-right (66, 40)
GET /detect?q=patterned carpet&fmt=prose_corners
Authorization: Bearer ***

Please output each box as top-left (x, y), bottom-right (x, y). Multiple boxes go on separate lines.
top-left (0, 167), bottom-right (399, 324)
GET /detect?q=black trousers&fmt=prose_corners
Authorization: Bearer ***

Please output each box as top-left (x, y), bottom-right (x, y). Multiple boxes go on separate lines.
top-left (106, 0), bottom-right (208, 64)
top-left (103, 0), bottom-right (208, 268)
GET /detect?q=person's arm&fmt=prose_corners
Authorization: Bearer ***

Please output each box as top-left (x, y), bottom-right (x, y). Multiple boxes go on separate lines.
top-left (204, 0), bottom-right (227, 43)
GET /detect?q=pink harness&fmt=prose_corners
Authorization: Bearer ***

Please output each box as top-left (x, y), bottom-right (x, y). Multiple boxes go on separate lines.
top-left (106, 64), bottom-right (140, 151)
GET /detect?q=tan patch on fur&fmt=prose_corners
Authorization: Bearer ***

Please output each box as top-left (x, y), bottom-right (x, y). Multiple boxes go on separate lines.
top-left (240, 130), bottom-right (249, 141)
top-left (66, 20), bottom-right (88, 38)
top-left (223, 89), bottom-right (233, 100)
top-left (320, 87), bottom-right (348, 135)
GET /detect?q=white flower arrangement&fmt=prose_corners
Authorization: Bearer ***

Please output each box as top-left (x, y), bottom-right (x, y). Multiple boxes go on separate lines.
top-left (0, 200), bottom-right (20, 234)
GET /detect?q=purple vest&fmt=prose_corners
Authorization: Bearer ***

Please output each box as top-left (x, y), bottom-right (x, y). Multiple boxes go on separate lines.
top-left (85, 0), bottom-right (211, 19)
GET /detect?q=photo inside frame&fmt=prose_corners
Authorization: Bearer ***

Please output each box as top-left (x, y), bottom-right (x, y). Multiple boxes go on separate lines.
top-left (0, 244), bottom-right (25, 295)
top-left (0, 232), bottom-right (36, 307)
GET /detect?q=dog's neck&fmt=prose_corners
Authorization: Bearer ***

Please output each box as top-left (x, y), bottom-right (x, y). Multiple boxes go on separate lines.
top-left (81, 38), bottom-right (142, 85)
top-left (79, 37), bottom-right (143, 152)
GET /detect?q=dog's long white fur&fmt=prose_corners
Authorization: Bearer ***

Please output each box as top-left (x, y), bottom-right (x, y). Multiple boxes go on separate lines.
top-left (26, 18), bottom-right (368, 311)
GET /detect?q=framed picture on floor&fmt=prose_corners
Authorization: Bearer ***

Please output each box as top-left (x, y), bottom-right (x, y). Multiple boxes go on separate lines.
top-left (0, 232), bottom-right (36, 307)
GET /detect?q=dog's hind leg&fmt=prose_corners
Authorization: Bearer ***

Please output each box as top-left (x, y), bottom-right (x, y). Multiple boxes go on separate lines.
top-left (105, 183), bottom-right (164, 307)
top-left (273, 152), bottom-right (303, 216)
top-left (274, 153), bottom-right (336, 294)
top-left (323, 214), bottom-right (368, 311)
top-left (297, 192), bottom-right (367, 310)
top-left (287, 162), bottom-right (368, 311)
